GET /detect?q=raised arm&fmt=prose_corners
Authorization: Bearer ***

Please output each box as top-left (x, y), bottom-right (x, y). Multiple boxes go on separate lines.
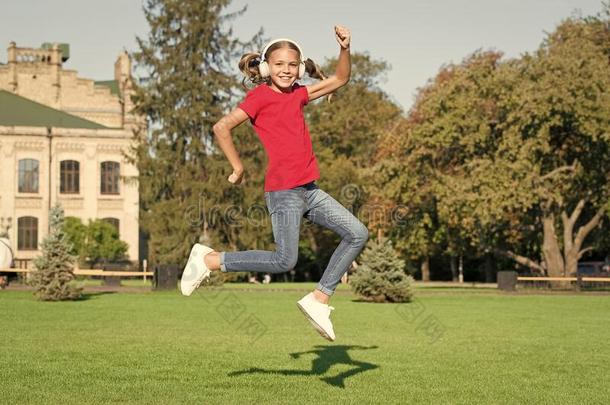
top-left (306, 25), bottom-right (351, 102)
top-left (212, 108), bottom-right (249, 184)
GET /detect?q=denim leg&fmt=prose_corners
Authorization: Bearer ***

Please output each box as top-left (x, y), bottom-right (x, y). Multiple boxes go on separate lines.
top-left (304, 188), bottom-right (369, 295)
top-left (222, 189), bottom-right (305, 273)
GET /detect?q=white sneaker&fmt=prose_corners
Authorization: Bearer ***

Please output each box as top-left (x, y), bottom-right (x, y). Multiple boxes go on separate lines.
top-left (180, 243), bottom-right (214, 296)
top-left (297, 292), bottom-right (336, 341)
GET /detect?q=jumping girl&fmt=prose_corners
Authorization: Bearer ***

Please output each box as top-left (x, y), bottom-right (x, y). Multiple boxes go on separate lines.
top-left (181, 25), bottom-right (369, 341)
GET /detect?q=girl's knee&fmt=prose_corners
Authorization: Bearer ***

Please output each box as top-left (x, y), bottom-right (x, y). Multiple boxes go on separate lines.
top-left (274, 252), bottom-right (298, 272)
top-left (350, 221), bottom-right (369, 246)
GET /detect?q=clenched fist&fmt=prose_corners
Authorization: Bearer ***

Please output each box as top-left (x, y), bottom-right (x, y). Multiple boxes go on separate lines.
top-left (228, 170), bottom-right (244, 185)
top-left (334, 25), bottom-right (351, 49)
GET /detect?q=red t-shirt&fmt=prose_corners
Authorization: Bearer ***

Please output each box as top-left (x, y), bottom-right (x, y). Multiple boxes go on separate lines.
top-left (238, 83), bottom-right (320, 192)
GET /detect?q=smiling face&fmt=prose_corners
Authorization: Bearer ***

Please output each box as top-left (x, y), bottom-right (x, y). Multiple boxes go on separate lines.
top-left (266, 47), bottom-right (301, 93)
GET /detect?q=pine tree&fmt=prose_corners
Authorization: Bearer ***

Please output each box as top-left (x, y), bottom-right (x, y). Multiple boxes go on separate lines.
top-left (350, 237), bottom-right (414, 302)
top-left (130, 0), bottom-right (269, 267)
top-left (30, 204), bottom-right (82, 301)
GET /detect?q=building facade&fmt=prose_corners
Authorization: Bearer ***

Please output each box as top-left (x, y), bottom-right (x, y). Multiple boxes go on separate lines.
top-left (0, 42), bottom-right (142, 265)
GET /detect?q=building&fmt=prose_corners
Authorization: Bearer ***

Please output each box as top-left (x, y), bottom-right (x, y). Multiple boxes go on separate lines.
top-left (0, 42), bottom-right (142, 265)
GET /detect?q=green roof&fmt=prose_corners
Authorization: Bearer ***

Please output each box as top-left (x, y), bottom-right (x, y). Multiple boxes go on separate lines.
top-left (95, 80), bottom-right (120, 97)
top-left (0, 90), bottom-right (108, 129)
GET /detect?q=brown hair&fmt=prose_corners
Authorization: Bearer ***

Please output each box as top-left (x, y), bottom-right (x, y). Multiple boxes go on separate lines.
top-left (238, 41), bottom-right (331, 100)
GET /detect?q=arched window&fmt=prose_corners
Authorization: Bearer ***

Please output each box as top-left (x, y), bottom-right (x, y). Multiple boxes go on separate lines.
top-left (102, 217), bottom-right (120, 236)
top-left (60, 160), bottom-right (80, 194)
top-left (17, 216), bottom-right (38, 250)
top-left (18, 159), bottom-right (39, 193)
top-left (100, 161), bottom-right (120, 195)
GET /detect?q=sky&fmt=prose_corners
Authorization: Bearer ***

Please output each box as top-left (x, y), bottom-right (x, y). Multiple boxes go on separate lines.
top-left (0, 0), bottom-right (605, 111)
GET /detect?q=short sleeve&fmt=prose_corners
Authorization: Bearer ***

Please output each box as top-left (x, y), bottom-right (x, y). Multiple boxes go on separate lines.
top-left (238, 88), bottom-right (263, 120)
top-left (296, 84), bottom-right (309, 106)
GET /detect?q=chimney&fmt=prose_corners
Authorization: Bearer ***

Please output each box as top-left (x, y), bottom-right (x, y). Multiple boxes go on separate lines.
top-left (7, 42), bottom-right (17, 91)
top-left (50, 44), bottom-right (61, 101)
top-left (114, 50), bottom-right (131, 84)
top-left (114, 51), bottom-right (137, 130)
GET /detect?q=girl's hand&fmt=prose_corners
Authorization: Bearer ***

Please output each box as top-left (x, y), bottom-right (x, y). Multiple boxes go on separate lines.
top-left (228, 170), bottom-right (244, 185)
top-left (335, 25), bottom-right (351, 49)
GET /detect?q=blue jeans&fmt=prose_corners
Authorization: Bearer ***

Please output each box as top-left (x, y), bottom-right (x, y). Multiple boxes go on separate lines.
top-left (220, 182), bottom-right (369, 295)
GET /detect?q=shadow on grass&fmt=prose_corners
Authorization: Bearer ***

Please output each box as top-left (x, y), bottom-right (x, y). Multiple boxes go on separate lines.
top-left (228, 345), bottom-right (379, 388)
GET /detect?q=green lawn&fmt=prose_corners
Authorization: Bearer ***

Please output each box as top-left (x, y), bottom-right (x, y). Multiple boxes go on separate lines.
top-left (1, 287), bottom-right (609, 404)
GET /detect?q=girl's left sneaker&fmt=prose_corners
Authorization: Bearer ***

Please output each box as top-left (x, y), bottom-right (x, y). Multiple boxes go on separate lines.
top-left (297, 292), bottom-right (336, 341)
top-left (180, 243), bottom-right (214, 296)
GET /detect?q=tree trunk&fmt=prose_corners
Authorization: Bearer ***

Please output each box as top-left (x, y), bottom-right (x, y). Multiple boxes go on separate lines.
top-left (307, 228), bottom-right (319, 254)
top-left (562, 202), bottom-right (605, 277)
top-left (459, 255), bottom-right (464, 283)
top-left (562, 200), bottom-right (583, 278)
top-left (450, 256), bottom-right (458, 282)
top-left (541, 213), bottom-right (565, 277)
top-left (421, 256), bottom-right (430, 281)
top-left (493, 199), bottom-right (605, 286)
top-left (484, 254), bottom-right (495, 283)
top-left (542, 202), bottom-right (605, 288)
top-left (305, 228), bottom-right (322, 279)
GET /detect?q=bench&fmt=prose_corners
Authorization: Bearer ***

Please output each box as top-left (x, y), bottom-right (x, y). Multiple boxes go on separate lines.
top-left (518, 276), bottom-right (610, 283)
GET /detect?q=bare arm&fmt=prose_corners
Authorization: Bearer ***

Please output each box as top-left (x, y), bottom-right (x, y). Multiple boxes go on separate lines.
top-left (307, 25), bottom-right (351, 102)
top-left (212, 108), bottom-right (250, 184)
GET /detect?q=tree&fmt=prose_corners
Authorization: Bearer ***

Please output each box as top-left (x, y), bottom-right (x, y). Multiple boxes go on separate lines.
top-left (82, 220), bottom-right (129, 265)
top-left (130, 0), bottom-right (268, 266)
top-left (350, 236), bottom-right (414, 303)
top-left (493, 16), bottom-right (610, 277)
top-left (63, 218), bottom-right (128, 265)
top-left (63, 216), bottom-right (86, 256)
top-left (371, 12), bottom-right (610, 280)
top-left (29, 204), bottom-right (82, 301)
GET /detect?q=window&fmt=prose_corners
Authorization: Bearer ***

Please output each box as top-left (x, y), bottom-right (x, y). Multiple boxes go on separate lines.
top-left (18, 159), bottom-right (39, 193)
top-left (60, 160), bottom-right (80, 194)
top-left (17, 216), bottom-right (38, 250)
top-left (102, 217), bottom-right (120, 236)
top-left (100, 161), bottom-right (120, 195)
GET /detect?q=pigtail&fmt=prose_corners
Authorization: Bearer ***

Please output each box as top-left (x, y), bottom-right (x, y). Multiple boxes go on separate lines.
top-left (304, 58), bottom-right (327, 81)
top-left (304, 58), bottom-right (333, 102)
top-left (238, 52), bottom-right (266, 88)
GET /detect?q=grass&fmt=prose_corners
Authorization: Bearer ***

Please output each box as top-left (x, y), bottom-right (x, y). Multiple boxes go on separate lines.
top-left (1, 286), bottom-right (609, 404)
